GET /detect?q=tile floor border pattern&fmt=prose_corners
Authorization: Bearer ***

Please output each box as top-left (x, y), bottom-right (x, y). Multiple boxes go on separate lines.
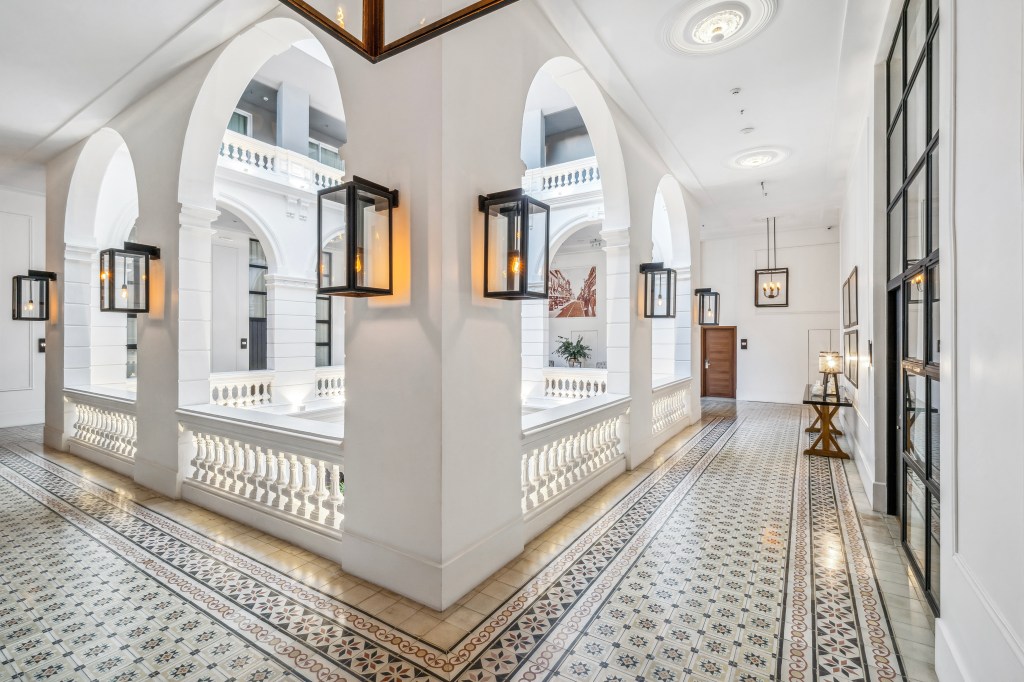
top-left (0, 416), bottom-right (735, 681)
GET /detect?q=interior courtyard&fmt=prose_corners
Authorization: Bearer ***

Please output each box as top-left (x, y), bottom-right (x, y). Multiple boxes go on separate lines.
top-left (0, 1), bottom-right (1018, 681)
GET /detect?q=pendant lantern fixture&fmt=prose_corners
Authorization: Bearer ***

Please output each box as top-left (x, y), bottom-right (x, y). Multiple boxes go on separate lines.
top-left (754, 217), bottom-right (789, 307)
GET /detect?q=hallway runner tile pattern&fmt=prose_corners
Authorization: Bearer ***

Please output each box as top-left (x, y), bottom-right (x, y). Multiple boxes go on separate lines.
top-left (0, 404), bottom-right (906, 681)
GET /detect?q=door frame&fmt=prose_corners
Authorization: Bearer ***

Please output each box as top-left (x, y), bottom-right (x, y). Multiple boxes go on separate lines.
top-left (701, 325), bottom-right (737, 399)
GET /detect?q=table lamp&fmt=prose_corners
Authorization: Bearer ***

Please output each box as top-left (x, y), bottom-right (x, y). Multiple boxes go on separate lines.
top-left (818, 351), bottom-right (842, 397)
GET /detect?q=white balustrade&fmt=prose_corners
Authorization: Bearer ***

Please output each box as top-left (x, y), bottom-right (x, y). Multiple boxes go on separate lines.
top-left (520, 395), bottom-right (629, 517)
top-left (314, 366), bottom-right (345, 401)
top-left (210, 371), bottom-right (274, 408)
top-left (543, 367), bottom-right (608, 400)
top-left (178, 406), bottom-right (345, 533)
top-left (218, 129), bottom-right (345, 191)
top-left (522, 156), bottom-right (602, 200)
top-left (652, 377), bottom-right (692, 436)
top-left (64, 388), bottom-right (138, 462)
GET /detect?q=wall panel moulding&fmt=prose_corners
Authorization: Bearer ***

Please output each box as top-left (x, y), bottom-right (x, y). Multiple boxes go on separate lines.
top-left (278, 0), bottom-right (521, 63)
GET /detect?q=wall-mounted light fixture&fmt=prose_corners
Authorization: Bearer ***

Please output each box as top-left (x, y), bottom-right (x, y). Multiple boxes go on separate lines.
top-left (695, 288), bottom-right (720, 326)
top-left (12, 270), bottom-right (57, 321)
top-left (640, 262), bottom-right (676, 318)
top-left (478, 189), bottom-right (550, 300)
top-left (318, 176), bottom-right (398, 297)
top-left (99, 244), bottom-right (159, 313)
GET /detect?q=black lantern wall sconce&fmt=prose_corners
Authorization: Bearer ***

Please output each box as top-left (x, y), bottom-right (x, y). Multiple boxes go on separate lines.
top-left (12, 270), bottom-right (57, 321)
top-left (478, 189), bottom-right (550, 300)
top-left (318, 176), bottom-right (398, 298)
top-left (99, 243), bottom-right (160, 313)
top-left (640, 262), bottom-right (676, 318)
top-left (695, 288), bottom-right (720, 326)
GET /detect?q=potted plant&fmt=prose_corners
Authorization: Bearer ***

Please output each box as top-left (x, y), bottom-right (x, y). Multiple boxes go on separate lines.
top-left (552, 335), bottom-right (592, 368)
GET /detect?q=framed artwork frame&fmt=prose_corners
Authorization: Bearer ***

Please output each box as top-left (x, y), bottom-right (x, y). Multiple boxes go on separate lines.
top-left (754, 267), bottom-right (789, 307)
top-left (844, 329), bottom-right (859, 387)
top-left (843, 266), bottom-right (858, 328)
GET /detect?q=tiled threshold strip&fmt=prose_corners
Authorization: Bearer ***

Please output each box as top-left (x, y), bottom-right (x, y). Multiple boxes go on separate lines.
top-left (0, 403), bottom-right (908, 682)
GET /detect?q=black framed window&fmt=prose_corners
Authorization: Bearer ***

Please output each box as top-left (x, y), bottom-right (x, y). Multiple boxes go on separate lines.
top-left (126, 314), bottom-right (137, 379)
top-left (886, 0), bottom-right (940, 613)
top-left (249, 239), bottom-right (268, 371)
top-left (316, 297), bottom-right (331, 367)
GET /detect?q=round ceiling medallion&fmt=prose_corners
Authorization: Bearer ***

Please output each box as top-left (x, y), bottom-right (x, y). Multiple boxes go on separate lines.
top-left (664, 0), bottom-right (777, 55)
top-left (732, 147), bottom-right (787, 169)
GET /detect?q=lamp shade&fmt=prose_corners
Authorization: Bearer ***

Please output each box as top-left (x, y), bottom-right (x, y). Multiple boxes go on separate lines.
top-left (479, 189), bottom-right (550, 300)
top-left (12, 270), bottom-right (56, 321)
top-left (318, 176), bottom-right (398, 297)
top-left (818, 351), bottom-right (842, 374)
top-left (640, 263), bottom-right (676, 318)
top-left (99, 243), bottom-right (159, 313)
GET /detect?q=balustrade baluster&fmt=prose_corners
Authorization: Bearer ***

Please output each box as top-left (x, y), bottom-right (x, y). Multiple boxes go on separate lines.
top-left (313, 460), bottom-right (329, 525)
top-left (287, 454), bottom-right (303, 514)
top-left (328, 463), bottom-right (344, 528)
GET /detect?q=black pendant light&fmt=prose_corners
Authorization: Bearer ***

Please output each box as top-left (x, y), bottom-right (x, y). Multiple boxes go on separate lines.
top-left (755, 217), bottom-right (789, 307)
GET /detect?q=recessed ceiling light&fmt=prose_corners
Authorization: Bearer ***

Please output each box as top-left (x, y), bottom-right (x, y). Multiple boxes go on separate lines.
top-left (664, 0), bottom-right (777, 55)
top-left (732, 147), bottom-right (787, 169)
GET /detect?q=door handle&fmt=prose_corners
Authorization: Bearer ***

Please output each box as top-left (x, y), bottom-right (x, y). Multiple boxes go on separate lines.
top-left (704, 359), bottom-right (711, 369)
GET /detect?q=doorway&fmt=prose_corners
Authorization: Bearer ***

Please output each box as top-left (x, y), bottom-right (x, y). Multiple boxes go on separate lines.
top-left (701, 326), bottom-right (737, 398)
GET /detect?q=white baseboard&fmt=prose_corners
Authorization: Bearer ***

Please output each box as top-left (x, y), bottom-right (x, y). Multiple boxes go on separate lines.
top-left (0, 408), bottom-right (44, 428)
top-left (935, 619), bottom-right (968, 682)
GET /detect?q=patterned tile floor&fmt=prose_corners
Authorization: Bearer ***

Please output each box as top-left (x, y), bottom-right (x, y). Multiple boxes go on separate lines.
top-left (0, 401), bottom-right (937, 681)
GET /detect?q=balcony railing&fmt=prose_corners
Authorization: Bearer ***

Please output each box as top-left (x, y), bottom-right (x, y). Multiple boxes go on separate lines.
top-left (543, 367), bottom-right (608, 401)
top-left (178, 404), bottom-right (345, 561)
top-left (520, 394), bottom-right (629, 539)
top-left (210, 370), bottom-right (275, 408)
top-left (522, 156), bottom-right (601, 201)
top-left (652, 377), bottom-right (692, 437)
top-left (64, 387), bottom-right (138, 476)
top-left (314, 366), bottom-right (345, 401)
top-left (218, 129), bottom-right (345, 191)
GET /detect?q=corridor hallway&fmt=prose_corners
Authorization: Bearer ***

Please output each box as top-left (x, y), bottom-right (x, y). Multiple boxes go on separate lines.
top-left (0, 402), bottom-right (936, 682)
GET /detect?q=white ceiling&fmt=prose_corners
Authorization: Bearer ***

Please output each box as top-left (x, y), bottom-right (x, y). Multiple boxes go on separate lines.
top-left (0, 0), bottom-right (277, 191)
top-left (541, 0), bottom-right (890, 235)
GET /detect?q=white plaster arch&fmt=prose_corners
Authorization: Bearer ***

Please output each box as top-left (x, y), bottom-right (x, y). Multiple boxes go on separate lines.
top-left (550, 215), bottom-right (604, 257)
top-left (652, 175), bottom-right (692, 269)
top-left (66, 128), bottom-right (138, 248)
top-left (214, 194), bottom-right (284, 274)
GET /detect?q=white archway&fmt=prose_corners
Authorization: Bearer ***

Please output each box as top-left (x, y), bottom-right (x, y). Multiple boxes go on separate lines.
top-left (651, 175), bottom-right (694, 385)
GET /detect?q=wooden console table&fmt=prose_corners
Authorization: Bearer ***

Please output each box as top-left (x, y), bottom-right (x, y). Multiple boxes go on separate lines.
top-left (802, 384), bottom-right (852, 458)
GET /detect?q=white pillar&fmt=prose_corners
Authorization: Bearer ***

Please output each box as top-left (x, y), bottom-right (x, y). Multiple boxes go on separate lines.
top-left (266, 274), bottom-right (317, 408)
top-left (276, 83), bottom-right (311, 156)
top-left (62, 243), bottom-right (96, 390)
top-left (675, 267), bottom-right (692, 379)
top-left (602, 228), bottom-right (631, 394)
top-left (89, 262), bottom-right (128, 388)
top-left (521, 299), bottom-right (547, 399)
top-left (178, 206), bottom-right (218, 408)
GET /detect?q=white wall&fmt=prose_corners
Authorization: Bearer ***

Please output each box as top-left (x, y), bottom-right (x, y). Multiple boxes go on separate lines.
top-left (700, 226), bottom-right (840, 403)
top-left (0, 185), bottom-right (46, 426)
top-left (210, 237), bottom-right (248, 372)
top-left (548, 247), bottom-right (606, 368)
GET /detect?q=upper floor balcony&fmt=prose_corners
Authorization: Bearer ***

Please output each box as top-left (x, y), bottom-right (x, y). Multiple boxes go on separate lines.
top-left (522, 155), bottom-right (602, 204)
top-left (218, 129), bottom-right (345, 193)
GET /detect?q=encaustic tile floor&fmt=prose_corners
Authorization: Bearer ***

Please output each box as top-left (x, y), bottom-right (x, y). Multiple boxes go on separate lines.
top-left (0, 401), bottom-right (938, 682)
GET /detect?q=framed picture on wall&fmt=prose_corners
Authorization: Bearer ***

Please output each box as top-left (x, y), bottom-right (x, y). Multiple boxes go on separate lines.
top-left (844, 329), bottom-right (859, 387)
top-left (845, 266), bottom-right (859, 328)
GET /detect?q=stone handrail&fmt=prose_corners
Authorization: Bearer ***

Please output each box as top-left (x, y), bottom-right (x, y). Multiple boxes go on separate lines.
top-left (520, 394), bottom-right (629, 517)
top-left (652, 376), bottom-right (692, 436)
top-left (178, 404), bottom-right (345, 533)
top-left (543, 367), bottom-right (608, 400)
top-left (522, 156), bottom-right (601, 199)
top-left (219, 129), bottom-right (345, 191)
top-left (314, 366), bottom-right (345, 401)
top-left (64, 387), bottom-right (138, 461)
top-left (210, 370), bottom-right (275, 408)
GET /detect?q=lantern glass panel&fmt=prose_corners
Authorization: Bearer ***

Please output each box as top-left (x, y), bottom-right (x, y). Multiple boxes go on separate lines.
top-left (14, 276), bottom-right (48, 320)
top-left (354, 188), bottom-right (391, 291)
top-left (321, 188), bottom-right (349, 289)
top-left (526, 200), bottom-right (548, 296)
top-left (486, 199), bottom-right (523, 295)
top-left (304, 0), bottom-right (364, 40)
top-left (101, 250), bottom-right (148, 312)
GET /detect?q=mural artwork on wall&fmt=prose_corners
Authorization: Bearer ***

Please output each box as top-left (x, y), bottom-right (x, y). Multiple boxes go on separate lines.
top-left (549, 266), bottom-right (598, 318)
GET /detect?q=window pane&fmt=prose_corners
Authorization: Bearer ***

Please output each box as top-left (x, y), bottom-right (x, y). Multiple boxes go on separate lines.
top-left (249, 293), bottom-right (266, 319)
top-left (228, 111), bottom-right (249, 136)
top-left (905, 372), bottom-right (926, 466)
top-left (321, 188), bottom-right (348, 289)
top-left (906, 71), bottom-right (928, 166)
top-left (930, 33), bottom-right (940, 140)
top-left (249, 240), bottom-right (267, 267)
top-left (929, 264), bottom-right (940, 363)
top-left (486, 200), bottom-right (520, 294)
top-left (906, 168), bottom-right (927, 265)
top-left (316, 322), bottom-right (330, 344)
top-left (527, 201), bottom-right (548, 295)
top-left (126, 348), bottom-right (137, 379)
top-left (354, 189), bottom-right (391, 291)
top-left (316, 297), bottom-right (331, 320)
top-left (929, 494), bottom-right (940, 602)
top-left (906, 0), bottom-right (928, 65)
top-left (315, 345), bottom-right (330, 368)
top-left (248, 267), bottom-right (266, 293)
top-left (321, 146), bottom-right (343, 170)
top-left (906, 275), bottom-right (925, 361)
top-left (889, 200), bottom-right (904, 279)
top-left (929, 377), bottom-right (941, 480)
top-left (905, 466), bottom-right (927, 571)
top-left (889, 119), bottom-right (904, 199)
top-left (888, 26), bottom-right (904, 122)
top-left (929, 147), bottom-right (940, 254)
top-left (126, 315), bottom-right (138, 346)
top-left (308, 141), bottom-right (319, 160)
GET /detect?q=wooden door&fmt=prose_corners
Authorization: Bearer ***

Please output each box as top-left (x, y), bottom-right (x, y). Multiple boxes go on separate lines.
top-left (702, 326), bottom-right (737, 398)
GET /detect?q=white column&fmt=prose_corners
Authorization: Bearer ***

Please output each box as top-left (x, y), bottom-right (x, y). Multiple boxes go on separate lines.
top-left (675, 267), bottom-right (692, 379)
top-left (89, 261), bottom-right (128, 388)
top-left (521, 299), bottom-right (547, 399)
top-left (266, 274), bottom-right (317, 408)
top-left (178, 206), bottom-right (218, 408)
top-left (602, 228), bottom-right (631, 394)
top-left (62, 243), bottom-right (97, 390)
top-left (276, 83), bottom-right (310, 156)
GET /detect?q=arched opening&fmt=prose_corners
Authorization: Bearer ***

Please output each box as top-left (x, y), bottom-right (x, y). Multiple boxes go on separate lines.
top-left (519, 58), bottom-right (630, 410)
top-left (180, 18), bottom-right (348, 417)
top-left (650, 175), bottom-right (693, 386)
top-left (63, 128), bottom-right (140, 393)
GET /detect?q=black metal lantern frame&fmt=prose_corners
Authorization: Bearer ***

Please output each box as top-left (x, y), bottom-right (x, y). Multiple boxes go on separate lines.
top-left (99, 243), bottom-right (160, 313)
top-left (640, 262), bottom-right (676, 319)
top-left (755, 217), bottom-right (789, 307)
top-left (318, 176), bottom-right (398, 298)
top-left (12, 270), bottom-right (57, 321)
top-left (478, 189), bottom-right (550, 300)
top-left (695, 287), bottom-right (720, 326)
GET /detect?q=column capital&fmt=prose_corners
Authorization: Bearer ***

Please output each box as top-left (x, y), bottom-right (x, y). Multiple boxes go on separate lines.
top-left (179, 203), bottom-right (221, 231)
top-left (65, 242), bottom-right (98, 262)
top-left (674, 265), bottom-right (692, 280)
top-left (265, 274), bottom-right (317, 291)
top-left (600, 228), bottom-right (630, 250)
